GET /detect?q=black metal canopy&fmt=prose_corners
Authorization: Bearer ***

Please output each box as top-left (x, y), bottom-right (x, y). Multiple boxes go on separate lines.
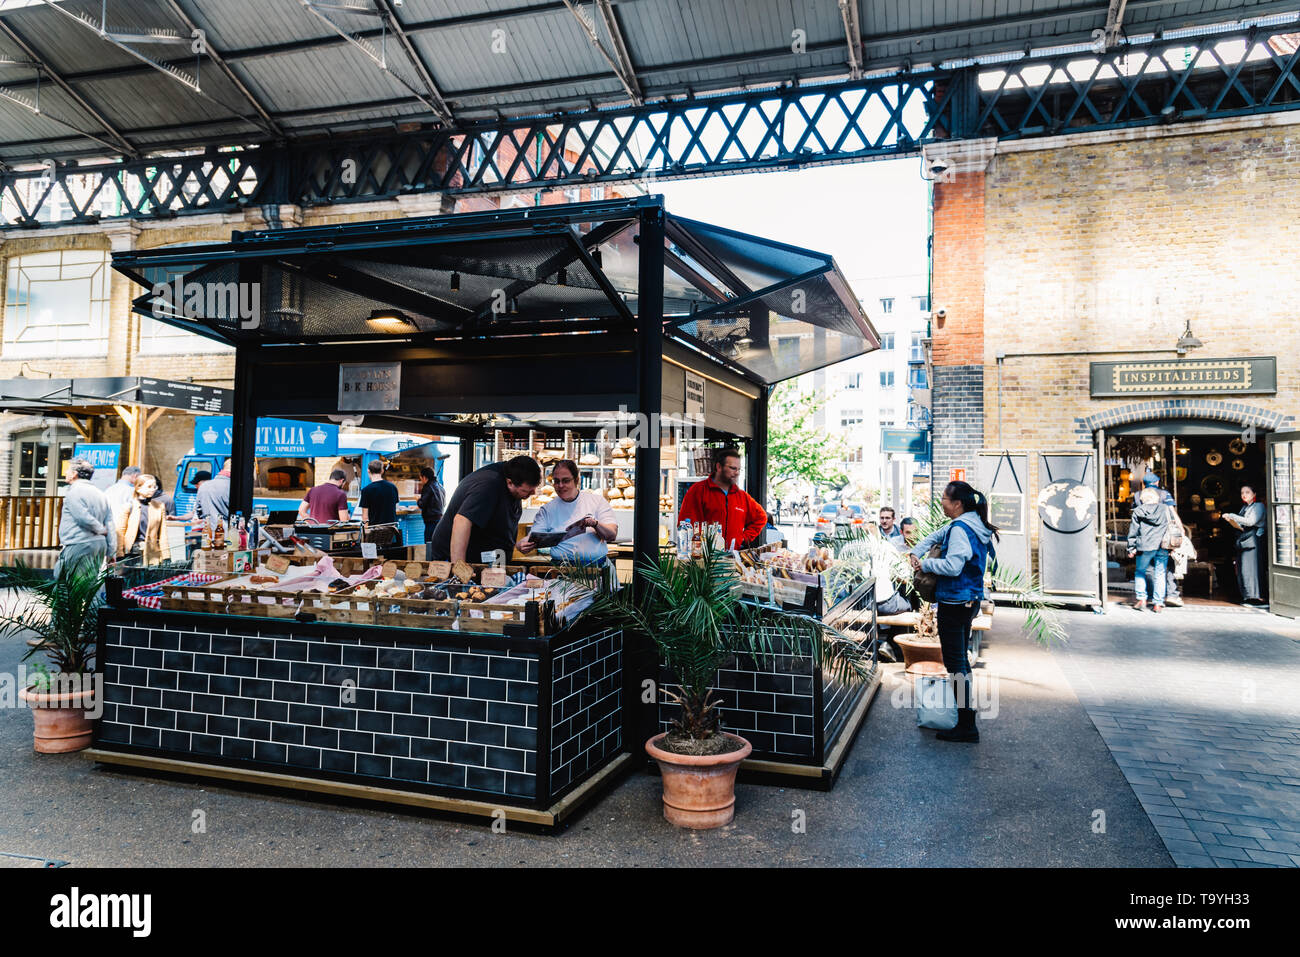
top-left (112, 195), bottom-right (877, 386)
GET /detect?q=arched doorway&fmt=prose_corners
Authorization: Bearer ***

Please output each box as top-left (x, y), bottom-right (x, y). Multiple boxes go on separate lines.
top-left (1083, 401), bottom-right (1289, 609)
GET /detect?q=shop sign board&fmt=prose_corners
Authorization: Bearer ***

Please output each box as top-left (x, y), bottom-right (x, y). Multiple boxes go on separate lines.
top-left (988, 492), bottom-right (1024, 535)
top-left (137, 378), bottom-right (231, 413)
top-left (194, 417), bottom-right (339, 457)
top-left (339, 362), bottom-right (401, 411)
top-left (1089, 357), bottom-right (1276, 397)
top-left (881, 428), bottom-right (929, 456)
top-left (684, 371), bottom-right (705, 420)
top-left (73, 443), bottom-right (120, 490)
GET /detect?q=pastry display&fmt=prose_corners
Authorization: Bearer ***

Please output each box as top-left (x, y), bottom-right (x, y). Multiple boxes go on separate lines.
top-left (579, 453), bottom-right (600, 466)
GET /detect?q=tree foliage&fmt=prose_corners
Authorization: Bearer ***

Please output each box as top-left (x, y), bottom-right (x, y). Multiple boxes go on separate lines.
top-left (766, 380), bottom-right (849, 497)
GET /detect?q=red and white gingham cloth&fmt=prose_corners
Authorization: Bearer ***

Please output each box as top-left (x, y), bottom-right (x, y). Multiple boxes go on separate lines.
top-left (123, 572), bottom-right (225, 609)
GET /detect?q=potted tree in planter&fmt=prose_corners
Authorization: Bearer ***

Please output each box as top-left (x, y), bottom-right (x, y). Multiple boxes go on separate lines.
top-left (567, 543), bottom-right (871, 829)
top-left (0, 561), bottom-right (107, 753)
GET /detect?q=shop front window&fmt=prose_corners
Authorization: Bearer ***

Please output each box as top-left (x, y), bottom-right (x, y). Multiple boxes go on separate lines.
top-left (3, 250), bottom-right (110, 358)
top-left (12, 427), bottom-right (76, 497)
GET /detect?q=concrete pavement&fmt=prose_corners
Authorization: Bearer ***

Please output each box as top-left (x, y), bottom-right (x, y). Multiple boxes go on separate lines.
top-left (1052, 601), bottom-right (1300, 868)
top-left (1, 605), bottom-right (1171, 867)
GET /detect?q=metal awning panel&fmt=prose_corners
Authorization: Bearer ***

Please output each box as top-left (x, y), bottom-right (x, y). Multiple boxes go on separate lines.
top-left (112, 197), bottom-right (873, 382)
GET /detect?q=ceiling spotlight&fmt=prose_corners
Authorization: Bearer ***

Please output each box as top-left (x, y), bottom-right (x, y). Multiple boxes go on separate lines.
top-left (367, 309), bottom-right (417, 332)
top-left (1175, 320), bottom-right (1203, 356)
top-left (450, 271), bottom-right (460, 291)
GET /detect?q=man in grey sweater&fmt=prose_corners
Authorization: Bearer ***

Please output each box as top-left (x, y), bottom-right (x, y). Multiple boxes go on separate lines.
top-left (57, 460), bottom-right (115, 575)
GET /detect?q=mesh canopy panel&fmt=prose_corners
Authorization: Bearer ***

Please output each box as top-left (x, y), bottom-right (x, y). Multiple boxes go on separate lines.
top-left (115, 200), bottom-right (873, 382)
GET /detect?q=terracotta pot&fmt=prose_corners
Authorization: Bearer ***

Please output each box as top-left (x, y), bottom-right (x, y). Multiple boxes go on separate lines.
top-left (894, 632), bottom-right (944, 670)
top-left (19, 684), bottom-right (97, 753)
top-left (646, 732), bottom-right (752, 829)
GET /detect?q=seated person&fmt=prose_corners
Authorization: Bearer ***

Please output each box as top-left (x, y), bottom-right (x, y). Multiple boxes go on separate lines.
top-left (517, 459), bottom-right (616, 565)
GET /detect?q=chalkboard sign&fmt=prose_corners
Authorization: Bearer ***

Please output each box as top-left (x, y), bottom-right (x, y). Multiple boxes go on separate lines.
top-left (989, 493), bottom-right (1023, 535)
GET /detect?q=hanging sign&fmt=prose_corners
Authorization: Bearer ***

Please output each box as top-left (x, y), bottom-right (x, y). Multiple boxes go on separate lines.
top-left (73, 443), bottom-right (120, 491)
top-left (988, 492), bottom-right (1024, 535)
top-left (684, 370), bottom-right (706, 420)
top-left (194, 417), bottom-right (338, 457)
top-left (340, 362), bottom-right (401, 412)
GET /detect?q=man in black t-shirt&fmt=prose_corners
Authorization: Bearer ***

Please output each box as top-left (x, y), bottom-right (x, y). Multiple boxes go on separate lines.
top-left (357, 459), bottom-right (399, 525)
top-left (429, 456), bottom-right (540, 562)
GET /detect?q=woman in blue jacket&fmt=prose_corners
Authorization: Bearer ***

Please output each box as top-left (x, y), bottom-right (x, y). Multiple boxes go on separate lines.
top-left (908, 481), bottom-right (998, 743)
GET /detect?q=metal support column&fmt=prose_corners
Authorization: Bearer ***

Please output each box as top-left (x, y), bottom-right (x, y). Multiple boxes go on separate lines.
top-left (631, 201), bottom-right (665, 750)
top-left (228, 345), bottom-right (256, 520)
top-left (748, 384), bottom-right (770, 517)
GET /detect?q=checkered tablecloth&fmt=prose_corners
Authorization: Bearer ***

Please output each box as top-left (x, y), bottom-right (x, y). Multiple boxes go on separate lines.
top-left (123, 572), bottom-right (225, 609)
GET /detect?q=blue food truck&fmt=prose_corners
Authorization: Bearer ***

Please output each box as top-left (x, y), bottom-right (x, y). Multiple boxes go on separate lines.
top-left (174, 417), bottom-right (455, 546)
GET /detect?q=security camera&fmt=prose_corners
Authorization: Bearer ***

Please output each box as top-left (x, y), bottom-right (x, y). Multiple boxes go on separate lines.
top-left (928, 158), bottom-right (951, 177)
top-left (933, 307), bottom-right (947, 320)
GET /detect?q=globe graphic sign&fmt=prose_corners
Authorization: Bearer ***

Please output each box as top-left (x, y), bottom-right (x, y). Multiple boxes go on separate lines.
top-left (1036, 479), bottom-right (1096, 533)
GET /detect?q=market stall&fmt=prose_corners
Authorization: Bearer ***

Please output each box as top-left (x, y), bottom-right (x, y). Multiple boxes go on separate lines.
top-left (98, 196), bottom-right (879, 823)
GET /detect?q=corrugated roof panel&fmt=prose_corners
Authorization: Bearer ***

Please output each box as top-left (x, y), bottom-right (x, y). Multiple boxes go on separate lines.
top-left (0, 0), bottom-right (1292, 161)
top-left (414, 9), bottom-right (612, 94)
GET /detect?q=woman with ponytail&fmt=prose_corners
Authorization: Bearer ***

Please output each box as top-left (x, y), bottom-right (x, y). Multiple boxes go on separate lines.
top-left (907, 481), bottom-right (999, 743)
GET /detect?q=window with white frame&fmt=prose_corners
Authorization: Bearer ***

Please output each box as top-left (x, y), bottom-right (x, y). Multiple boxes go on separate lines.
top-left (910, 332), bottom-right (924, 361)
top-left (914, 294), bottom-right (930, 311)
top-left (842, 371), bottom-right (861, 390)
top-left (138, 316), bottom-right (234, 355)
top-left (841, 409), bottom-right (864, 428)
top-left (880, 370), bottom-right (895, 388)
top-left (879, 411), bottom-right (895, 427)
top-left (880, 332), bottom-right (895, 350)
top-left (844, 447), bottom-right (864, 464)
top-left (879, 297), bottom-right (894, 314)
top-left (3, 250), bottom-right (110, 357)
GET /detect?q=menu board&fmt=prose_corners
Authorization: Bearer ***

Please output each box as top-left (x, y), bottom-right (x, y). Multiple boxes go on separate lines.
top-left (989, 493), bottom-right (1023, 535)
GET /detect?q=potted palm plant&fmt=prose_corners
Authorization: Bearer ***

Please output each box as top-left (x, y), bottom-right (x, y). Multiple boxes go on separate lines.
top-left (566, 542), bottom-right (871, 829)
top-left (0, 560), bottom-right (108, 753)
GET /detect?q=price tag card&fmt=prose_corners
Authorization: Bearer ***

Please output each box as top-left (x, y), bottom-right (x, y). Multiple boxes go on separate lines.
top-left (360, 542), bottom-right (378, 559)
top-left (266, 554), bottom-right (292, 575)
top-left (429, 560), bottom-right (452, 580)
top-left (404, 562), bottom-right (426, 580)
top-left (481, 567), bottom-right (509, 589)
top-left (380, 559), bottom-right (397, 576)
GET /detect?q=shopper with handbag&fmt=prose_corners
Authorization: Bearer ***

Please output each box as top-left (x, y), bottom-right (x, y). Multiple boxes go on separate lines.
top-left (907, 481), bottom-right (999, 744)
top-left (1141, 473), bottom-right (1185, 606)
top-left (1126, 485), bottom-right (1171, 612)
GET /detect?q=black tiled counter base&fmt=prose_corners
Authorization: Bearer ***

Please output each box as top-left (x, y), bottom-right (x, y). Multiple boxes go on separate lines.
top-left (658, 644), bottom-right (819, 761)
top-left (657, 586), bottom-right (878, 767)
top-left (96, 610), bottom-right (623, 809)
top-left (549, 628), bottom-right (622, 794)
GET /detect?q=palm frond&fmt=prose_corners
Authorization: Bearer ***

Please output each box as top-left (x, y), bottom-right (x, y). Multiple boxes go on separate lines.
top-left (557, 540), bottom-right (873, 740)
top-left (0, 560), bottom-right (108, 674)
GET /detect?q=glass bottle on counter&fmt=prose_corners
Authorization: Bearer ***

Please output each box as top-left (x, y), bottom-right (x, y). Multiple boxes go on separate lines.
top-left (691, 522), bottom-right (702, 559)
top-left (212, 518), bottom-right (225, 550)
top-left (200, 521), bottom-right (211, 550)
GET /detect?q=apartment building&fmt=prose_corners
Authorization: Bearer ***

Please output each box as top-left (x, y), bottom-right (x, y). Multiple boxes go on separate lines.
top-left (810, 273), bottom-right (930, 509)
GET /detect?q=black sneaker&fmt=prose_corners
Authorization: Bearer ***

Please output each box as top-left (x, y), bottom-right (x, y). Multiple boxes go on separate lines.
top-left (936, 727), bottom-right (980, 743)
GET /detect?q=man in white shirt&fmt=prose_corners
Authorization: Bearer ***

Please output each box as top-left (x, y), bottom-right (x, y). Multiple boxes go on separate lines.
top-left (105, 465), bottom-right (141, 526)
top-left (517, 459), bottom-right (616, 564)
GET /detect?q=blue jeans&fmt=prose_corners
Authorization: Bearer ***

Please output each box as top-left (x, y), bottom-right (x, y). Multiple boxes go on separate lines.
top-left (1134, 549), bottom-right (1168, 605)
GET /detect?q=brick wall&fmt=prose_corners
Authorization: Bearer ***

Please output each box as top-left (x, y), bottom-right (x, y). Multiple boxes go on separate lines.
top-left (931, 170), bottom-right (986, 367)
top-left (931, 364), bottom-right (985, 483)
top-left (982, 123), bottom-right (1300, 456)
top-left (930, 169), bottom-right (989, 485)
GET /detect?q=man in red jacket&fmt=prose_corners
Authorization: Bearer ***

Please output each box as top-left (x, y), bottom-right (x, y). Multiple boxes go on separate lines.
top-left (679, 447), bottom-right (768, 549)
